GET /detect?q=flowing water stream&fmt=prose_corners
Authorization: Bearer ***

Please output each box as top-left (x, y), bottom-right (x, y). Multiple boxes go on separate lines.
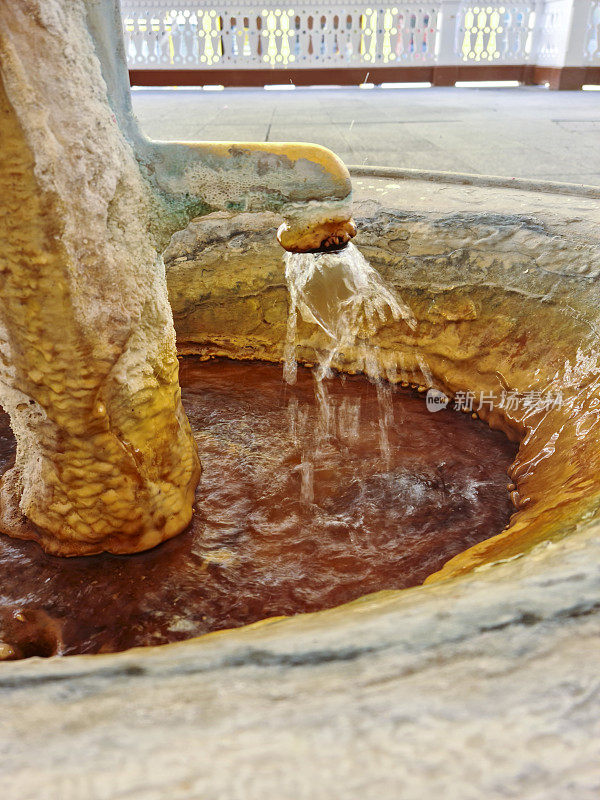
top-left (283, 242), bottom-right (417, 472)
top-left (283, 243), bottom-right (416, 385)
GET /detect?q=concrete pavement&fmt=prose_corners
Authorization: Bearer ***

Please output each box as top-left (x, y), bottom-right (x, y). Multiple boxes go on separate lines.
top-left (132, 85), bottom-right (600, 185)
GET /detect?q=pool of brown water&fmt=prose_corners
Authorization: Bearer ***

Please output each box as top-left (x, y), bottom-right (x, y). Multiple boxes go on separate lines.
top-left (0, 359), bottom-right (517, 659)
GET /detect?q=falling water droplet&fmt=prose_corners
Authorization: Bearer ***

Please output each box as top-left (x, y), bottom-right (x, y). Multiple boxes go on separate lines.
top-left (299, 457), bottom-right (314, 504)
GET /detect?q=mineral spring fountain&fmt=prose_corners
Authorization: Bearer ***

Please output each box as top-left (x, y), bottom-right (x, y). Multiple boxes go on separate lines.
top-left (1, 1), bottom-right (600, 796)
top-left (0, 0), bottom-right (359, 560)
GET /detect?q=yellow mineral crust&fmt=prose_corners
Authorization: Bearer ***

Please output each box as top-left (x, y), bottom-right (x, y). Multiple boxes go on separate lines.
top-left (277, 217), bottom-right (357, 253)
top-left (0, 5), bottom-right (200, 555)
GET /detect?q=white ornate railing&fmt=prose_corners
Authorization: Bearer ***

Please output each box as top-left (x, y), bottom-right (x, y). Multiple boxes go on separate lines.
top-left (122, 4), bottom-right (442, 68)
top-left (121, 1), bottom-right (599, 79)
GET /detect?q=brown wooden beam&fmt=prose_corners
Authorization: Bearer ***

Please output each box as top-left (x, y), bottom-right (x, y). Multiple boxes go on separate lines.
top-left (532, 66), bottom-right (600, 90)
top-left (128, 66), bottom-right (435, 87)
top-left (128, 65), bottom-right (600, 90)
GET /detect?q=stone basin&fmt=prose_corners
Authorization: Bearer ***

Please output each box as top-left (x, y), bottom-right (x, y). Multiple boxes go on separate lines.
top-left (2, 172), bottom-right (600, 799)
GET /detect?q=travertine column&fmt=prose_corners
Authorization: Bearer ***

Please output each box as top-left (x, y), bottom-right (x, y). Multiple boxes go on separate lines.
top-left (0, 2), bottom-right (200, 555)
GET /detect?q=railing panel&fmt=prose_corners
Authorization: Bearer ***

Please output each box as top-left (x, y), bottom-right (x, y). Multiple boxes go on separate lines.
top-left (457, 4), bottom-right (536, 64)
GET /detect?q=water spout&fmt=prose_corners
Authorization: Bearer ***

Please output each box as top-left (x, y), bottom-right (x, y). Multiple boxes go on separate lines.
top-left (85, 0), bottom-right (356, 255)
